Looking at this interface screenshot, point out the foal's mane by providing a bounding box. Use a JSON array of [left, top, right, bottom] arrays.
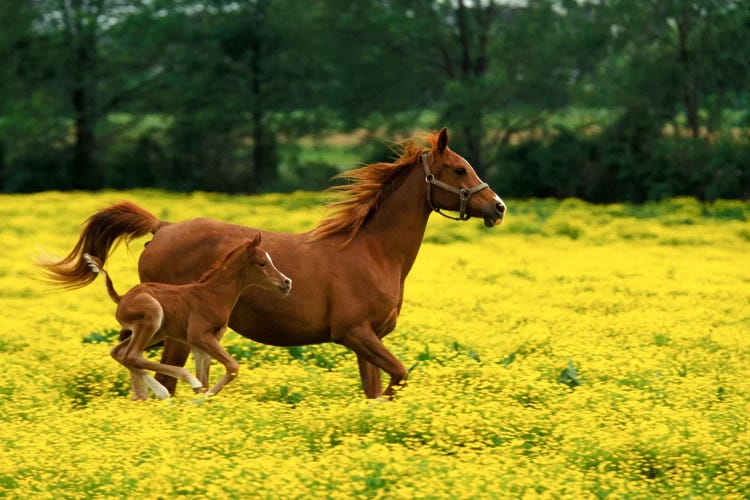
[[196, 240, 251, 283], [307, 132, 439, 245]]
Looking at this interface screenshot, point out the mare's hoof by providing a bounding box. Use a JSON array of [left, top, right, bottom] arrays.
[[192, 386, 207, 394]]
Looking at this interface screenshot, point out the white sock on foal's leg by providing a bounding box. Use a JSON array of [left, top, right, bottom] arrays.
[[143, 374, 170, 400]]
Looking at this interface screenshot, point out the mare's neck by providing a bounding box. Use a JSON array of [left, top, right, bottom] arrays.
[[357, 162, 431, 280]]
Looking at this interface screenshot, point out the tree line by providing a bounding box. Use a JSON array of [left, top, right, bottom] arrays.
[[1, 0, 748, 201]]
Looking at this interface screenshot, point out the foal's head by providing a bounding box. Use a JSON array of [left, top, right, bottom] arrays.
[[243, 234, 292, 295], [206, 234, 292, 295], [422, 128, 506, 227]]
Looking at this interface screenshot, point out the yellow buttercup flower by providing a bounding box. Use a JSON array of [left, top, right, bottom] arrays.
[[0, 192, 748, 498]]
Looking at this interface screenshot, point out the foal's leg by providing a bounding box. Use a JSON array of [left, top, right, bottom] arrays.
[[155, 339, 191, 395], [188, 327, 239, 396], [129, 368, 167, 400], [129, 353, 204, 396], [113, 329, 174, 400], [111, 337, 150, 400], [192, 347, 211, 389], [116, 295, 202, 398], [129, 369, 149, 400], [335, 324, 407, 399]]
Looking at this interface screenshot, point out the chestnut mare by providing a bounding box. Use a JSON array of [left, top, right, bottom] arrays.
[[84, 234, 292, 399], [42, 129, 506, 399]]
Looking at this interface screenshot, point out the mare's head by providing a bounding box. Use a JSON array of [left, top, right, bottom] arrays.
[[242, 233, 292, 295], [422, 128, 506, 227]]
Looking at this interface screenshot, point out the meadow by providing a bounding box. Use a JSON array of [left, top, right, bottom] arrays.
[[1, 190, 749, 498]]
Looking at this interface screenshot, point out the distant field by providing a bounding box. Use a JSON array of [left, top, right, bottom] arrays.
[[1, 191, 749, 497]]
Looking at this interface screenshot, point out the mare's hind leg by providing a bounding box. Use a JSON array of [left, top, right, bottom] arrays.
[[188, 326, 239, 396]]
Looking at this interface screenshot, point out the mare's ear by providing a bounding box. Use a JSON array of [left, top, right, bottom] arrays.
[[436, 128, 448, 154], [250, 232, 262, 248]]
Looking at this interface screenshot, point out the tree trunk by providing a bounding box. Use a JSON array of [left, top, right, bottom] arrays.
[[249, 39, 277, 192], [71, 85, 98, 189], [451, 0, 497, 176], [677, 10, 699, 139], [463, 124, 483, 173], [62, 0, 103, 189]]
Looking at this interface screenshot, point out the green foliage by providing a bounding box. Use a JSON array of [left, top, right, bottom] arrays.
[[490, 130, 750, 202], [558, 359, 582, 389], [63, 366, 130, 408], [0, 0, 747, 200], [82, 329, 121, 345]]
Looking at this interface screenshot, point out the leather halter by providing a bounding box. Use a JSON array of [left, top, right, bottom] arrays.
[[421, 153, 489, 221]]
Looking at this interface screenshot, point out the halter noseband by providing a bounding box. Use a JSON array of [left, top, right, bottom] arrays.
[[421, 153, 489, 221]]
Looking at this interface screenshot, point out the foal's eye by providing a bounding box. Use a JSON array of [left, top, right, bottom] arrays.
[[455, 168, 467, 176], [258, 262, 266, 267]]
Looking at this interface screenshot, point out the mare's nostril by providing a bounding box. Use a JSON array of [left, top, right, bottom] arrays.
[[496, 203, 506, 215], [283, 278, 292, 286]]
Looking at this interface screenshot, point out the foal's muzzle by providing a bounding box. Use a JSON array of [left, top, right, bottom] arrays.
[[279, 278, 293, 295]]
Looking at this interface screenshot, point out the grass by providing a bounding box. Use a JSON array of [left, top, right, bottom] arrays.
[[0, 191, 749, 497]]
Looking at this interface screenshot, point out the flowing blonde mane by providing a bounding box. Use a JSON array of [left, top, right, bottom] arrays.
[[307, 132, 440, 245]]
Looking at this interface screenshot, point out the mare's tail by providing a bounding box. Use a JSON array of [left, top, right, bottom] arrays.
[[83, 254, 122, 303], [38, 201, 165, 290]]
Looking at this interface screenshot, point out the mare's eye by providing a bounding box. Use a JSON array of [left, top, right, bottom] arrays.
[[455, 168, 467, 176], [259, 262, 266, 267]]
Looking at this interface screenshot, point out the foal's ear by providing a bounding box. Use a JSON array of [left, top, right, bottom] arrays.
[[250, 233, 262, 248], [436, 128, 449, 154]]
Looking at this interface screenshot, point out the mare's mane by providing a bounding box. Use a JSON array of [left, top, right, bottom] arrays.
[[196, 240, 252, 283], [307, 132, 440, 245]]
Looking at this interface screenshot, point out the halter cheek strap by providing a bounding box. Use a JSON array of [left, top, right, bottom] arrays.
[[421, 153, 489, 221]]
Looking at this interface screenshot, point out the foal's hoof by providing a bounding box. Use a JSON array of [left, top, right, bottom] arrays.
[[192, 386, 207, 394]]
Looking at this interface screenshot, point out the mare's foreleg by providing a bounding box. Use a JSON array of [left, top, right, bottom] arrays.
[[356, 355, 383, 399], [336, 325, 407, 399]]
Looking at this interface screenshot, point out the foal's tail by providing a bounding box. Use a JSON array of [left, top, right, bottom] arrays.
[[38, 201, 165, 290], [83, 254, 121, 303]]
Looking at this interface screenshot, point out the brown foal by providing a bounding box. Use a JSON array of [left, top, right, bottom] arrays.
[[84, 234, 292, 400]]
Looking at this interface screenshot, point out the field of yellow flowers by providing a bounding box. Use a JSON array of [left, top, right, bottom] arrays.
[[1, 190, 749, 498]]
